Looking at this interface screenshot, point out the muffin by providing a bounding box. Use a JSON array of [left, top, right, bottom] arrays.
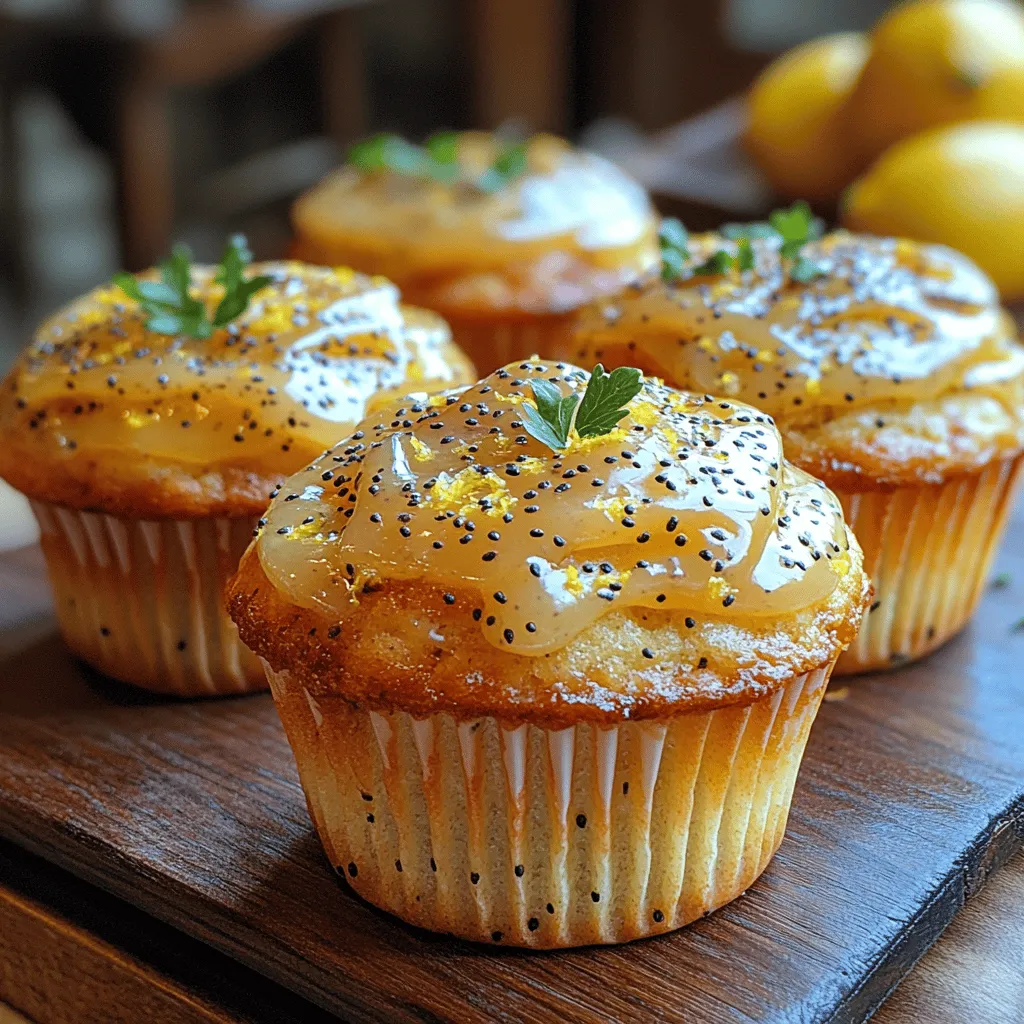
[[0, 244, 475, 695], [228, 358, 868, 947], [574, 222, 1024, 674], [290, 132, 659, 373]]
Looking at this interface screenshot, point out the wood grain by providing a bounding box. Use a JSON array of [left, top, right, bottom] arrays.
[[0, 500, 1022, 1023], [0, 839, 333, 1024], [874, 852, 1024, 1023]]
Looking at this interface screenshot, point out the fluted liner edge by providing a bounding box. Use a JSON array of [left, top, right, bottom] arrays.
[[834, 454, 1023, 675], [266, 661, 831, 947], [31, 500, 265, 696]]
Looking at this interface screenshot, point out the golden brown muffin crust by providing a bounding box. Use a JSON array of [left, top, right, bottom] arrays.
[[229, 544, 866, 727]]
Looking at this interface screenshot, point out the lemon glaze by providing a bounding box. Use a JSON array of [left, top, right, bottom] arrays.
[[574, 231, 1024, 424], [292, 134, 659, 315], [253, 360, 854, 658], [0, 262, 473, 486]]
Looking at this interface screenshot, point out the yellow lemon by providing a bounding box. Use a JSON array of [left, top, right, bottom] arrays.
[[848, 0, 1024, 165], [842, 120, 1024, 299], [746, 32, 869, 202]]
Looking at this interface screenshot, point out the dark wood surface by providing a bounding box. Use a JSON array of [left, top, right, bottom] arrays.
[[0, 499, 1023, 1024], [0, 837, 334, 1024], [874, 850, 1024, 1024]]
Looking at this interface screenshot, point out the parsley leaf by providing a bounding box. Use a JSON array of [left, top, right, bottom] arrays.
[[213, 235, 272, 327], [659, 218, 690, 281], [113, 235, 270, 339], [347, 133, 394, 171], [575, 364, 644, 438], [659, 218, 689, 253], [349, 131, 529, 193], [721, 220, 777, 240], [661, 217, 755, 280], [723, 202, 825, 282], [478, 139, 529, 193], [521, 378, 577, 450], [769, 200, 823, 255], [768, 200, 826, 281], [424, 131, 461, 181], [789, 254, 824, 283], [425, 131, 459, 165], [736, 237, 756, 272], [348, 133, 428, 176], [520, 365, 644, 452], [691, 249, 735, 276]]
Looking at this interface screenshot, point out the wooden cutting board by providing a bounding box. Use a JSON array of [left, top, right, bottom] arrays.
[[0, 501, 1022, 1024]]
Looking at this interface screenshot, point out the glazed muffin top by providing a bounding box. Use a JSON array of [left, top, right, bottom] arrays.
[[574, 227, 1024, 488], [291, 132, 659, 318], [228, 359, 868, 725], [0, 256, 475, 519]]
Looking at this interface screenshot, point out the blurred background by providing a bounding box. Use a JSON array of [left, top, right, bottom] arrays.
[[0, 0, 1018, 366]]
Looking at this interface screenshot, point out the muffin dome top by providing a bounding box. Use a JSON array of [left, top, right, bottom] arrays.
[[0, 261, 475, 518], [574, 231, 1024, 485], [230, 360, 867, 723], [291, 133, 658, 316]]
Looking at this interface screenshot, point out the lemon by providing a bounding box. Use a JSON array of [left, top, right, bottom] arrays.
[[746, 32, 869, 202], [842, 121, 1024, 299], [847, 0, 1024, 165]]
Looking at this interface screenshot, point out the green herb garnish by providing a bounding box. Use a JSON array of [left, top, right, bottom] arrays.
[[769, 200, 825, 281], [575, 364, 644, 438], [770, 201, 823, 256], [424, 130, 460, 168], [736, 237, 756, 272], [347, 131, 529, 192], [790, 254, 824, 283], [721, 221, 777, 241], [521, 378, 579, 450], [113, 235, 271, 340], [659, 218, 690, 282], [692, 249, 736, 276], [992, 571, 1012, 589], [664, 201, 825, 284], [348, 133, 427, 176], [660, 216, 756, 281], [478, 140, 529, 193], [521, 364, 643, 452]]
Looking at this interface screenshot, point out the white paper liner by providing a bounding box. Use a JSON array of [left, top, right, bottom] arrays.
[[31, 501, 265, 695], [265, 661, 831, 947], [835, 454, 1023, 675]]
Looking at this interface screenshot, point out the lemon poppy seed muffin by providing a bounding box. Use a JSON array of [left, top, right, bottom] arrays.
[[574, 229, 1024, 673], [0, 258, 474, 695], [228, 359, 868, 947], [291, 132, 659, 373]]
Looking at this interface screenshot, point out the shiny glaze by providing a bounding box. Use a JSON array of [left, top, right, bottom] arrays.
[[255, 360, 853, 657], [574, 232, 1024, 424], [292, 134, 658, 313], [0, 262, 472, 478]]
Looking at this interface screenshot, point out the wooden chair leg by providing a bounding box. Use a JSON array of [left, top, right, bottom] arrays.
[[114, 75, 174, 271], [320, 7, 367, 153], [0, 78, 28, 300], [467, 0, 570, 133]]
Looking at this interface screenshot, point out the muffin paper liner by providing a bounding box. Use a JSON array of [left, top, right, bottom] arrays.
[[446, 317, 575, 376], [265, 660, 831, 947], [834, 453, 1023, 675], [30, 501, 265, 696]]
